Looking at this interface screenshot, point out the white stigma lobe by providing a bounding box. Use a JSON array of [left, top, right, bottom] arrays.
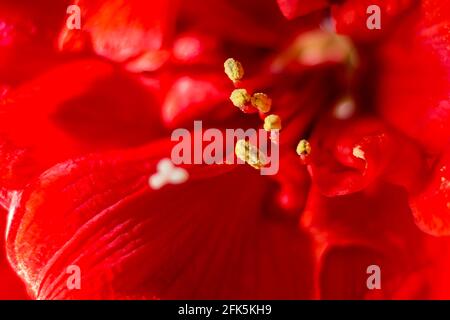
[[149, 158, 189, 190]]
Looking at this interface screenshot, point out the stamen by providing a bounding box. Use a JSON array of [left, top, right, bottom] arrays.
[[296, 139, 311, 157], [251, 92, 272, 113], [235, 139, 268, 169], [224, 58, 244, 82], [230, 88, 251, 108], [263, 114, 282, 131], [352, 145, 365, 160]]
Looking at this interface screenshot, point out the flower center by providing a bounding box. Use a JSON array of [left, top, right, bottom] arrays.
[[223, 58, 284, 171]]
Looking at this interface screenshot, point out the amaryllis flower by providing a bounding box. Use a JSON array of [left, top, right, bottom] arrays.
[[0, 0, 449, 300]]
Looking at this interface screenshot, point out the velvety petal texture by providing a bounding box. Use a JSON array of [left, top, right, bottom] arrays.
[[1, 0, 450, 300], [6, 142, 314, 299]]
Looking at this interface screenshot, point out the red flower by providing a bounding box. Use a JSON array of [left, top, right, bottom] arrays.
[[0, 0, 449, 299]]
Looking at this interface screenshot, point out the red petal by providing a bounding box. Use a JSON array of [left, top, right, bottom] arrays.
[[0, 59, 164, 203], [161, 75, 230, 128], [0, 209, 28, 299], [59, 0, 177, 63], [319, 246, 388, 299], [302, 183, 432, 299], [0, 1, 67, 85], [182, 0, 285, 48], [307, 117, 426, 196], [277, 0, 329, 20], [331, 0, 415, 42], [6, 141, 314, 299], [377, 0, 450, 153], [410, 149, 450, 236]]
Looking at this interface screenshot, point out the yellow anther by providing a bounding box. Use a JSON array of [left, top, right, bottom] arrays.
[[224, 58, 244, 82], [263, 114, 282, 131], [251, 93, 272, 113], [235, 139, 268, 169], [230, 89, 251, 108], [352, 145, 365, 160], [296, 139, 311, 157]]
